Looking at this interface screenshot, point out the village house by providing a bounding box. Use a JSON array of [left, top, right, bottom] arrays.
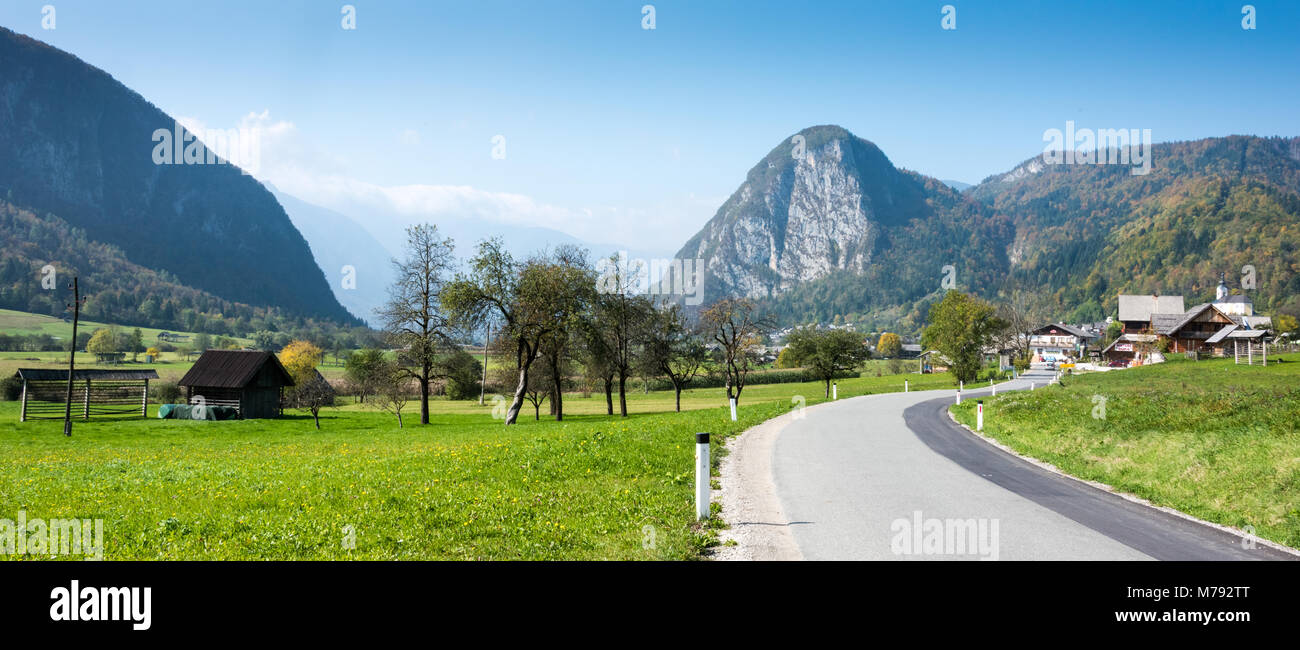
[[1117, 294, 1186, 333], [1111, 275, 1274, 360], [1028, 323, 1094, 361]]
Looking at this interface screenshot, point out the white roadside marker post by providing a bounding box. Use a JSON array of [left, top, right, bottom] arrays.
[[1030, 382, 1035, 391], [955, 388, 961, 405], [977, 400, 984, 432], [833, 382, 837, 400], [729, 398, 737, 422], [695, 433, 710, 521], [905, 380, 909, 393]]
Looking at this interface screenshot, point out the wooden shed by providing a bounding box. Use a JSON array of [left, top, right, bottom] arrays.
[[177, 350, 295, 419]]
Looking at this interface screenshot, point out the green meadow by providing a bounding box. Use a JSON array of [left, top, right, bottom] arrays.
[[0, 369, 952, 560], [952, 354, 1300, 549]]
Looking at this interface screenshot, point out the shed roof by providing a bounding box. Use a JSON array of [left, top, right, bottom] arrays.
[[178, 350, 295, 388], [1118, 295, 1185, 322], [15, 368, 159, 381], [1226, 329, 1268, 340]]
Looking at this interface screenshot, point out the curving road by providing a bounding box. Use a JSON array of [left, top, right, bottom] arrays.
[[754, 368, 1295, 561]]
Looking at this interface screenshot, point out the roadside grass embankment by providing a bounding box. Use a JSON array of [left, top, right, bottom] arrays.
[[951, 354, 1300, 549]]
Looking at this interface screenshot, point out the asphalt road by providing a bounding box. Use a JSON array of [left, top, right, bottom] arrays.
[[770, 368, 1295, 561]]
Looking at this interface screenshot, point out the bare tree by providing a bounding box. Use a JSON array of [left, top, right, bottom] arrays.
[[292, 371, 335, 430], [373, 360, 411, 428], [378, 224, 457, 425], [994, 288, 1040, 366], [592, 254, 653, 417], [700, 297, 769, 407]]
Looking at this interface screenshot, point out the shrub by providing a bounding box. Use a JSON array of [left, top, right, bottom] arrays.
[[152, 381, 182, 404], [442, 350, 483, 401], [1, 376, 22, 401]]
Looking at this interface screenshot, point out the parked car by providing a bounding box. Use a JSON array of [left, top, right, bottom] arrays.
[[1107, 360, 1128, 368]]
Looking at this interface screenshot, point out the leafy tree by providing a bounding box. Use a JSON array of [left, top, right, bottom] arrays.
[[774, 346, 799, 368], [128, 328, 144, 361], [194, 332, 212, 353], [145, 346, 161, 360], [785, 327, 870, 398], [641, 304, 708, 412], [86, 328, 117, 358], [378, 224, 457, 425], [577, 321, 618, 415], [1104, 320, 1123, 346], [920, 291, 1006, 384], [280, 340, 322, 381], [344, 348, 387, 404], [279, 340, 331, 429], [876, 332, 902, 358], [533, 245, 596, 420], [1274, 313, 1298, 338], [444, 239, 581, 424], [252, 330, 278, 351]]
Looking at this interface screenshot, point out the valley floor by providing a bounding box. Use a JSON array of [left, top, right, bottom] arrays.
[[0, 370, 946, 560]]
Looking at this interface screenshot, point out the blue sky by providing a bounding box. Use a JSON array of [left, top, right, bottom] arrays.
[[2, 0, 1298, 254]]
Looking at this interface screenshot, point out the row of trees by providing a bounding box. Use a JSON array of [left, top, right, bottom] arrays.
[[368, 224, 832, 426]]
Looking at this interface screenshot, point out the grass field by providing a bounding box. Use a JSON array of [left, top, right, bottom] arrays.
[[0, 351, 347, 384], [952, 354, 1300, 549], [0, 307, 252, 348], [0, 308, 269, 382], [0, 368, 954, 560]]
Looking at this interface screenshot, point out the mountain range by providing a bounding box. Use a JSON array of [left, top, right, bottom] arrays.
[[675, 126, 1300, 333], [4, 25, 1299, 339], [0, 26, 357, 332]]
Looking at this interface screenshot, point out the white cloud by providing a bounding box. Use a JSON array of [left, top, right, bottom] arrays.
[[180, 110, 715, 254]]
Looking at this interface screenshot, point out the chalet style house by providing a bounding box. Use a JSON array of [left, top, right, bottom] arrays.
[[1028, 323, 1094, 360], [1109, 275, 1274, 361]]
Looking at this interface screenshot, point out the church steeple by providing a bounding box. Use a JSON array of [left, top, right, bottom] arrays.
[[1215, 271, 1229, 301]]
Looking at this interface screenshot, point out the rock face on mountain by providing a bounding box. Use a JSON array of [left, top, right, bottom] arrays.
[[674, 125, 1013, 321], [0, 26, 356, 325]]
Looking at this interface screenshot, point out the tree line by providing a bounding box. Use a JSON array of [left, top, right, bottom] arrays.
[[342, 224, 892, 426]]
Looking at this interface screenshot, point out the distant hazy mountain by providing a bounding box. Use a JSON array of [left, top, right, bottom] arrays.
[[0, 26, 357, 326], [272, 189, 395, 326], [941, 179, 973, 192]]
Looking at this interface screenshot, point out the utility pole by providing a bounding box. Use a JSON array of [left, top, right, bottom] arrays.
[[63, 276, 83, 437], [479, 321, 490, 405]]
